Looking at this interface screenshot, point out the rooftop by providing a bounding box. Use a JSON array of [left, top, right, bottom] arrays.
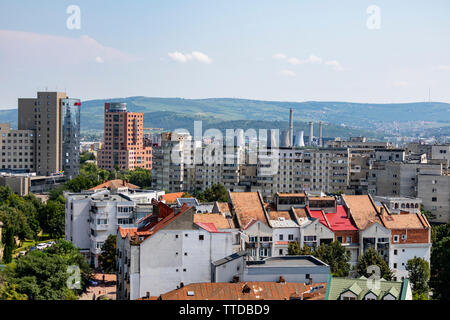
[[161, 192, 184, 204], [307, 205, 358, 232], [342, 195, 380, 230], [89, 179, 140, 191], [193, 213, 235, 229], [325, 276, 409, 300], [159, 281, 327, 300], [246, 255, 329, 268], [229, 192, 268, 229]]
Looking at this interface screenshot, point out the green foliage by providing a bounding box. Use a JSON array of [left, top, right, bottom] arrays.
[[99, 235, 117, 273], [288, 241, 350, 277], [194, 184, 229, 202], [0, 282, 27, 300], [2, 227, 14, 264], [420, 205, 435, 221], [80, 151, 95, 164], [355, 247, 393, 280], [430, 226, 450, 300], [288, 241, 313, 255], [126, 168, 152, 189], [314, 241, 351, 277], [406, 257, 430, 298], [182, 192, 193, 198], [38, 200, 65, 239], [6, 240, 92, 300]]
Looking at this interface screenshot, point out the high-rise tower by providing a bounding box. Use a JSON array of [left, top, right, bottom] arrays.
[[308, 122, 314, 145], [289, 108, 294, 148]]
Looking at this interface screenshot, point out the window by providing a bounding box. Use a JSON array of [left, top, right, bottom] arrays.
[[346, 236, 352, 243], [432, 197, 437, 202], [279, 234, 284, 241], [337, 236, 343, 243], [401, 234, 407, 240], [288, 234, 294, 241], [393, 235, 399, 242], [394, 249, 398, 255], [199, 235, 204, 241], [393, 263, 397, 268]]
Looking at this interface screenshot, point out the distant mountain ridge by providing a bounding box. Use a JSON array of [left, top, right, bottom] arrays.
[[0, 97, 448, 138]]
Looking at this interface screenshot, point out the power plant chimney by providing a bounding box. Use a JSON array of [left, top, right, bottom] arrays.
[[319, 121, 323, 147], [308, 122, 314, 146], [289, 108, 294, 148]]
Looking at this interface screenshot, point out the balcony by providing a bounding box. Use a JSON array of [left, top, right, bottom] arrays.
[[90, 222, 109, 231]]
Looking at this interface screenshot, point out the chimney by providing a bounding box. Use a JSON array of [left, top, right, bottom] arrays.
[[242, 283, 251, 294], [380, 207, 385, 218], [279, 276, 286, 284], [232, 275, 240, 283], [180, 282, 184, 288], [289, 108, 294, 148], [319, 121, 323, 147], [146, 292, 150, 298], [308, 122, 314, 145]]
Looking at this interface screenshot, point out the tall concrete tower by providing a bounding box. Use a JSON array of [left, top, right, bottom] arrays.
[[289, 108, 294, 148], [295, 131, 305, 147], [319, 121, 323, 147], [308, 122, 314, 145]]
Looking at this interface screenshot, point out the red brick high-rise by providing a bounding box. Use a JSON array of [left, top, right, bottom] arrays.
[[98, 102, 152, 171]]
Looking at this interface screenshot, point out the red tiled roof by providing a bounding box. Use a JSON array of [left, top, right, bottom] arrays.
[[159, 282, 327, 300], [307, 205, 358, 231], [195, 222, 219, 233], [89, 179, 140, 191]]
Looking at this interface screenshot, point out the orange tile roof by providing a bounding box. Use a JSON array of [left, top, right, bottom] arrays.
[[292, 207, 308, 219], [381, 213, 430, 229], [229, 192, 268, 228], [309, 196, 335, 201], [216, 202, 231, 215], [89, 179, 140, 191], [342, 195, 380, 230], [161, 192, 184, 204], [277, 193, 306, 197], [159, 282, 326, 300], [194, 213, 234, 229], [265, 204, 292, 221]]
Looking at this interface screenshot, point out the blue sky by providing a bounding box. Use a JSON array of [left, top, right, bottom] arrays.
[[0, 0, 449, 108]]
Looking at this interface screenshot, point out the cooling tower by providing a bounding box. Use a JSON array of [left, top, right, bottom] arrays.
[[280, 130, 290, 148], [295, 131, 305, 147]]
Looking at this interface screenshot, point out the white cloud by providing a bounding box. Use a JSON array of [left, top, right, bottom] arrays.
[[0, 29, 136, 66], [95, 56, 104, 63], [273, 53, 287, 60], [279, 69, 296, 77], [168, 51, 212, 64], [325, 60, 344, 71], [433, 65, 450, 71], [392, 81, 409, 88], [287, 57, 301, 65], [307, 54, 323, 64]]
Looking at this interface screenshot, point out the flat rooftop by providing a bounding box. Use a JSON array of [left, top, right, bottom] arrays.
[[246, 255, 328, 268]]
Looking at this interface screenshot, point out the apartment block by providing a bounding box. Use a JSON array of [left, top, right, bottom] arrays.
[[98, 103, 152, 171], [116, 203, 233, 299], [0, 123, 35, 172], [418, 174, 450, 223], [64, 180, 164, 267]]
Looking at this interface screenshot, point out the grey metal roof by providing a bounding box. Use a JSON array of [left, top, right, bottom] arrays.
[[212, 251, 247, 266]]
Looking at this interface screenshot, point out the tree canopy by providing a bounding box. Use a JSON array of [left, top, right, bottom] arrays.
[[355, 247, 393, 280], [99, 235, 117, 273]]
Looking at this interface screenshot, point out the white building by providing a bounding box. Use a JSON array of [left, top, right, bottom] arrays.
[[64, 183, 164, 267], [116, 203, 233, 299]]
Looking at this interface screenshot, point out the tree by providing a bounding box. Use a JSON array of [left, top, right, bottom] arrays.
[[0, 282, 27, 300], [2, 227, 14, 264], [355, 247, 393, 280], [288, 241, 350, 277], [80, 151, 95, 164], [314, 241, 351, 277], [99, 235, 117, 273], [127, 168, 152, 189], [288, 241, 313, 255], [406, 257, 430, 299], [38, 200, 65, 238], [430, 234, 450, 300], [420, 205, 435, 221], [195, 184, 229, 202]]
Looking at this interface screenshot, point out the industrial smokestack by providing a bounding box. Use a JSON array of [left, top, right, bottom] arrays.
[[295, 131, 305, 147], [308, 122, 314, 145], [281, 130, 290, 147], [319, 122, 323, 147], [289, 108, 294, 148]]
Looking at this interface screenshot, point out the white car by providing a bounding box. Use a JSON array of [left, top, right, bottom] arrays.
[[19, 251, 27, 256], [36, 243, 48, 250]]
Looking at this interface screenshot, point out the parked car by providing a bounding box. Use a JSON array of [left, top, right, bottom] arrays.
[[36, 243, 47, 250], [19, 251, 27, 256], [29, 246, 37, 252]]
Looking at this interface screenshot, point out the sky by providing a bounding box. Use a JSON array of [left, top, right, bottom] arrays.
[[0, 0, 449, 109]]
